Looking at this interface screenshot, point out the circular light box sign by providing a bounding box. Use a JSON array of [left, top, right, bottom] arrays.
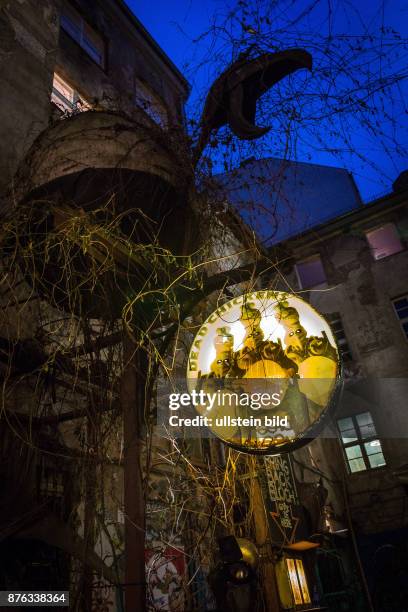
[[187, 291, 342, 455]]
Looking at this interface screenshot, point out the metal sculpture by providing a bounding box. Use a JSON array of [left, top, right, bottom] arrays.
[[194, 48, 312, 162]]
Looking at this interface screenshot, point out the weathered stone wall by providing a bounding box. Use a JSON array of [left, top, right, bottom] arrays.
[[56, 0, 188, 122], [0, 0, 61, 192], [284, 195, 408, 534], [0, 0, 189, 196]]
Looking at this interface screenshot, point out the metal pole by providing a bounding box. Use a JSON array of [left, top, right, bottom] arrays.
[[122, 334, 146, 611], [251, 464, 281, 611]]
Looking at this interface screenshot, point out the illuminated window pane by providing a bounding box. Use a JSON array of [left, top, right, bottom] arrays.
[[356, 412, 376, 439], [349, 457, 366, 473], [286, 559, 303, 605], [338, 412, 385, 473], [295, 559, 311, 605], [345, 445, 363, 460], [366, 223, 403, 260], [338, 417, 354, 432], [51, 73, 91, 114], [364, 439, 381, 455], [364, 440, 386, 468], [337, 417, 357, 443], [51, 73, 75, 111], [367, 452, 386, 469], [341, 430, 358, 443], [295, 255, 326, 289]]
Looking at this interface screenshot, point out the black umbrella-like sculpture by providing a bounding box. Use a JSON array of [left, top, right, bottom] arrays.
[[194, 48, 312, 163]]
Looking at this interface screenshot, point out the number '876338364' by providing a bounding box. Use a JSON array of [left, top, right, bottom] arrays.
[[0, 592, 69, 607]]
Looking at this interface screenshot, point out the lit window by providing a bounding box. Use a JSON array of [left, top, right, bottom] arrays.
[[286, 558, 311, 606], [337, 412, 386, 473], [325, 313, 352, 361], [392, 296, 408, 340], [295, 254, 326, 289], [135, 78, 168, 127], [365, 223, 403, 260], [51, 73, 91, 114], [60, 2, 105, 68]]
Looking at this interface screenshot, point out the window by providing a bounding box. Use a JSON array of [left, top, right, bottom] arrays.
[[60, 2, 105, 68], [326, 312, 352, 361], [337, 412, 386, 473], [135, 78, 168, 127], [51, 72, 91, 114], [295, 254, 326, 289], [286, 558, 311, 606], [365, 223, 403, 260], [392, 296, 408, 340]]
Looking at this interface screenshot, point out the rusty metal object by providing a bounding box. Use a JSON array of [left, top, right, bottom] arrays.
[[195, 48, 312, 160]]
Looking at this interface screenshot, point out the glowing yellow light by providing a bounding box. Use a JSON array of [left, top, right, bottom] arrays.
[[286, 558, 303, 605], [295, 558, 311, 604], [187, 290, 341, 455]]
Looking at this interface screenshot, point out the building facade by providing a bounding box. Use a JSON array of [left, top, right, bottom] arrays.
[[0, 1, 196, 610], [1, 3, 317, 612], [274, 174, 408, 611], [0, 0, 189, 193], [214, 157, 408, 611], [3, 1, 404, 610]]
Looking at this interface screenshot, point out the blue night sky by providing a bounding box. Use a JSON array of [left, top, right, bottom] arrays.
[[126, 1, 408, 202]]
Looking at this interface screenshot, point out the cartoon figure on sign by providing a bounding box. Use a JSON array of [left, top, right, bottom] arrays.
[[274, 301, 308, 365], [241, 302, 264, 349], [188, 291, 341, 454], [236, 302, 293, 379], [210, 327, 234, 378], [274, 300, 337, 365], [274, 300, 338, 415]]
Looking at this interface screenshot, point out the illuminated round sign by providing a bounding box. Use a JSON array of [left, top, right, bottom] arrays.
[[187, 291, 342, 454]]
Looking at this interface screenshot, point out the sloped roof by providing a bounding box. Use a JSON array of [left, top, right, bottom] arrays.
[[213, 157, 363, 245]]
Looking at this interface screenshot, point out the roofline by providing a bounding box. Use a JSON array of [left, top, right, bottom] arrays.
[[114, 0, 191, 96], [214, 155, 363, 179], [273, 187, 408, 250]]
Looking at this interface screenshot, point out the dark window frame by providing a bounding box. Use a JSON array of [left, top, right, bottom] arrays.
[[325, 312, 353, 362], [392, 294, 408, 341], [134, 76, 169, 127], [295, 253, 327, 289], [337, 412, 386, 473], [60, 1, 108, 71], [365, 221, 404, 261]]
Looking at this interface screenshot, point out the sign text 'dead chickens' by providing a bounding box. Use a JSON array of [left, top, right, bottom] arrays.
[[187, 291, 341, 454]]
